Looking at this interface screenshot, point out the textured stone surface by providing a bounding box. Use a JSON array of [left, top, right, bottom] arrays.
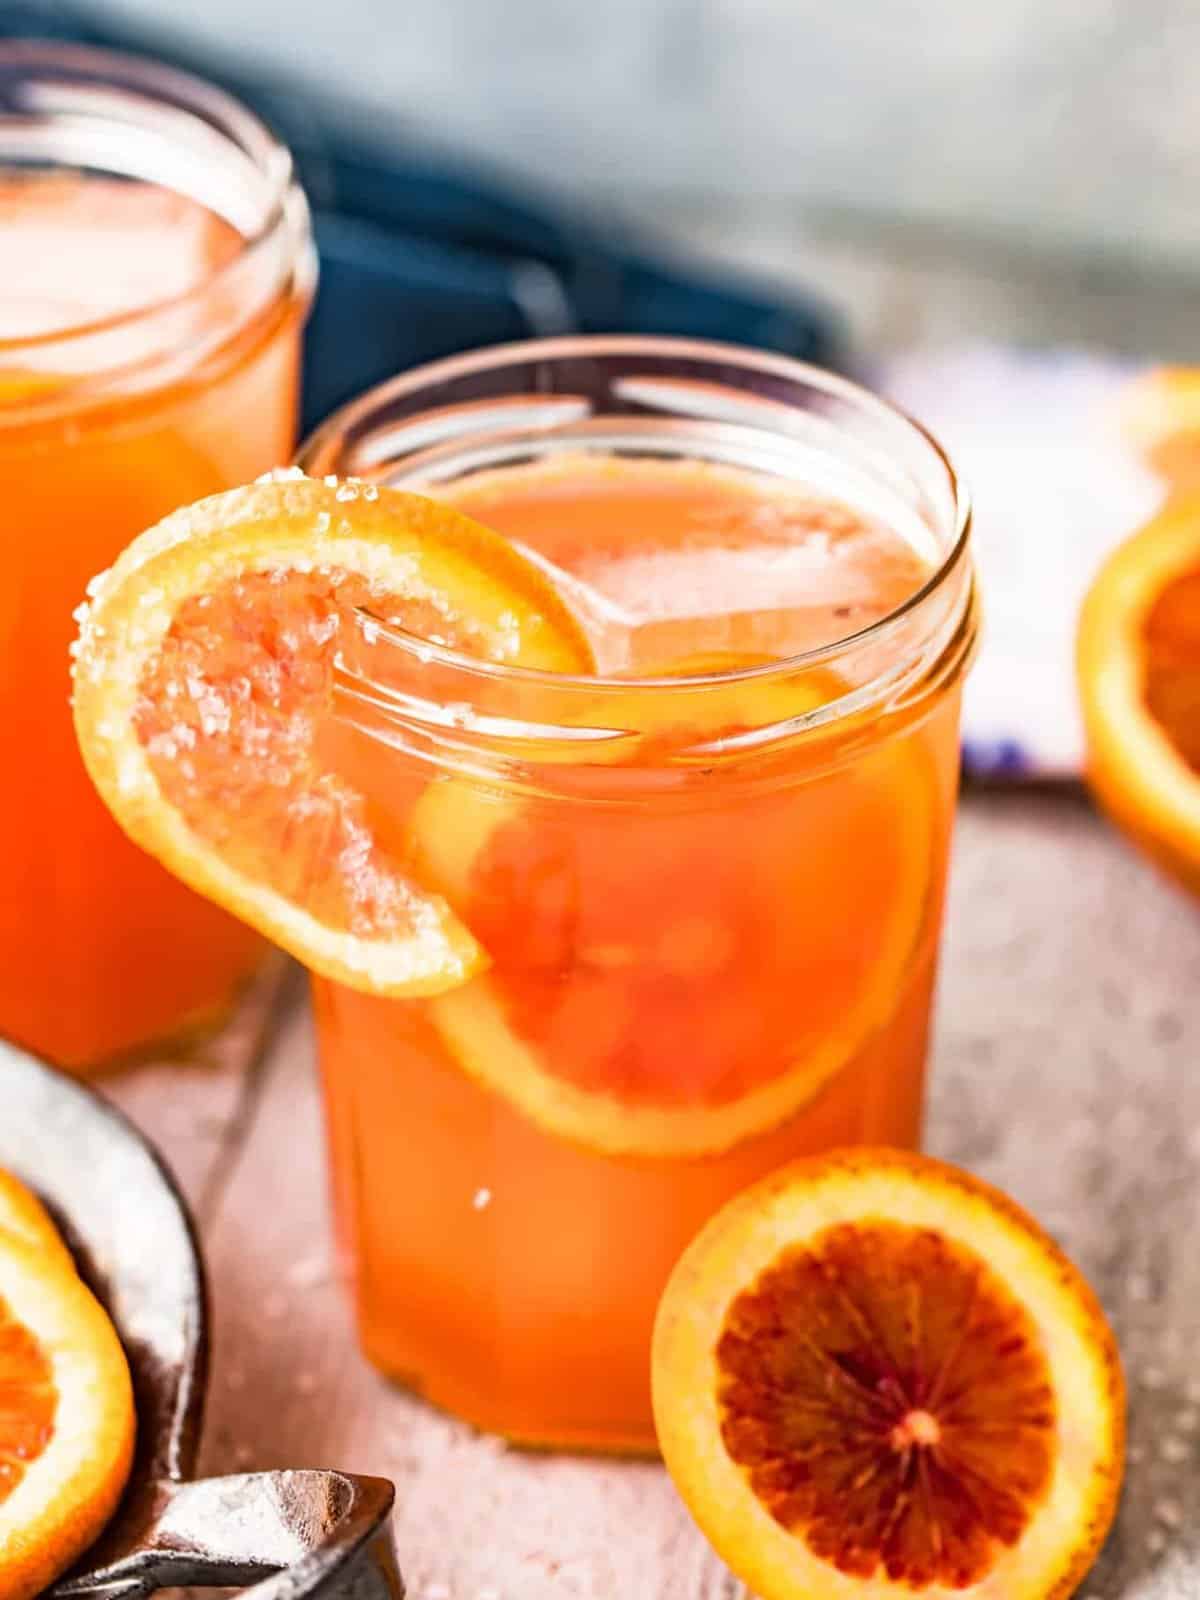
[[101, 790, 1200, 1598]]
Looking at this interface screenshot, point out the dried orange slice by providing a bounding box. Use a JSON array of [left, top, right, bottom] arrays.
[[0, 1202, 135, 1600], [72, 474, 593, 997], [1078, 495, 1200, 896], [652, 1148, 1124, 1600], [411, 664, 935, 1158]]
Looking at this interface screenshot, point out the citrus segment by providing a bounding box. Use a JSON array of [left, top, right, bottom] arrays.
[[716, 1221, 1056, 1585], [0, 1290, 56, 1504], [0, 1231, 135, 1600], [413, 670, 934, 1158], [1078, 496, 1200, 896], [71, 475, 594, 996], [653, 1149, 1124, 1600], [1143, 564, 1200, 771]]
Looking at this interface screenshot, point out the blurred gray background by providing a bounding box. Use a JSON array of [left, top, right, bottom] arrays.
[[105, 0, 1200, 358]]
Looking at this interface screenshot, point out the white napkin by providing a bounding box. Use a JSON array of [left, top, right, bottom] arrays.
[[880, 343, 1164, 780]]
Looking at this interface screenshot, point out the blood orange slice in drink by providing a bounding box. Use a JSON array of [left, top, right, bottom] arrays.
[[72, 474, 593, 996], [0, 1180, 135, 1600], [410, 660, 936, 1158], [653, 1149, 1124, 1600]]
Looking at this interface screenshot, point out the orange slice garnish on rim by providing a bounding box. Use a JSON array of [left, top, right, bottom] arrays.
[[1078, 495, 1200, 896], [652, 1148, 1124, 1600], [71, 474, 593, 997], [410, 659, 937, 1159], [0, 1174, 135, 1600]]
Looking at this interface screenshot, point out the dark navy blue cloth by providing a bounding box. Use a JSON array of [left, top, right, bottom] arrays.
[[0, 2, 842, 430]]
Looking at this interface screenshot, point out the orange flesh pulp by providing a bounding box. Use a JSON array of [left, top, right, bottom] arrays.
[[137, 568, 490, 946], [1143, 566, 1200, 771], [0, 1295, 56, 1504], [0, 173, 302, 1070], [444, 772, 926, 1111], [314, 454, 965, 1449], [716, 1220, 1055, 1588]]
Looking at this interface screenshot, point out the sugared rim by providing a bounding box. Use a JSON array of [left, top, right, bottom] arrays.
[[299, 334, 975, 694], [0, 38, 309, 360]]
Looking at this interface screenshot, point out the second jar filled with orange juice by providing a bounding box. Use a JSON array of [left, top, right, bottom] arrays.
[[299, 340, 977, 1451], [0, 43, 313, 1070]]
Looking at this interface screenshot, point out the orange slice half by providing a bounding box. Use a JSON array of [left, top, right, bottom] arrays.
[[653, 1148, 1124, 1600], [410, 663, 936, 1158], [0, 1196, 135, 1600], [1078, 495, 1200, 896], [72, 474, 593, 997]]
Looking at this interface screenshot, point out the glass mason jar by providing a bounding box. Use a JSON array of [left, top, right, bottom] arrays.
[[299, 337, 977, 1451], [0, 42, 316, 1071]]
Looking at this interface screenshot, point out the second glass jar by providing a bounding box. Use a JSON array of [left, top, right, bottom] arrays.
[[0, 43, 315, 1070]]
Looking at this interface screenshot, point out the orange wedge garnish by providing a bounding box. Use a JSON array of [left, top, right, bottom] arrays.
[[653, 1148, 1124, 1600], [0, 1171, 135, 1600], [1078, 496, 1200, 896], [71, 474, 593, 997], [410, 660, 936, 1158]]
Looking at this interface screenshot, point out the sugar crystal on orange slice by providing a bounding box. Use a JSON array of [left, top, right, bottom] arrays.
[[653, 1149, 1124, 1600], [72, 474, 594, 997]]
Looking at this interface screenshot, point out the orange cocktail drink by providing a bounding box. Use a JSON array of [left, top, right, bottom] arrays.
[[0, 44, 314, 1069], [300, 340, 977, 1451]]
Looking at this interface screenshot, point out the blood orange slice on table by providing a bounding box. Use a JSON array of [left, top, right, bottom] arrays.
[[652, 1148, 1124, 1600], [71, 474, 593, 997], [1078, 496, 1200, 897], [0, 1173, 135, 1600], [410, 658, 937, 1159]]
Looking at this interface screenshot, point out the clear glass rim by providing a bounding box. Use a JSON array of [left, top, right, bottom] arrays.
[[300, 334, 975, 695], [0, 38, 306, 360]]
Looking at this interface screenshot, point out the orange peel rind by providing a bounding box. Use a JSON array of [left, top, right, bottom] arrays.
[[1078, 495, 1200, 897]]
